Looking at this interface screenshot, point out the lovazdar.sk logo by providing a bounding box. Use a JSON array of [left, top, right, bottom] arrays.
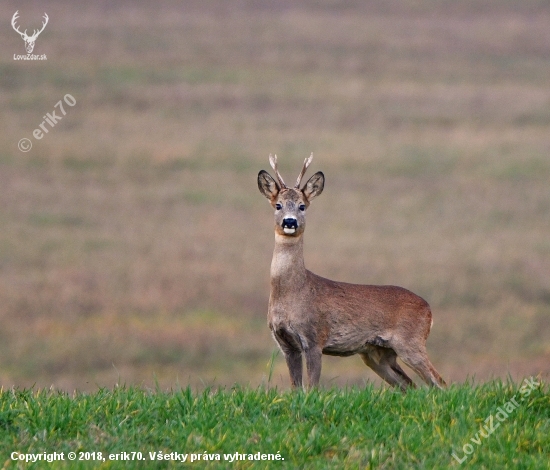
[[11, 10, 48, 60]]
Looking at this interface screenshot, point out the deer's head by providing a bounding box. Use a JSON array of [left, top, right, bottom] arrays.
[[258, 154, 324, 238], [11, 11, 48, 54]]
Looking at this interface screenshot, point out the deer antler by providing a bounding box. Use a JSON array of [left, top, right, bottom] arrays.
[[30, 13, 48, 39], [11, 11, 48, 40], [294, 153, 313, 188], [269, 154, 287, 188], [11, 11, 27, 39]]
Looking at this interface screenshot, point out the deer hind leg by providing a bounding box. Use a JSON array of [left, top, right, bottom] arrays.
[[360, 345, 415, 392], [393, 346, 446, 389]]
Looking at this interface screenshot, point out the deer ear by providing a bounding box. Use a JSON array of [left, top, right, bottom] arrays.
[[302, 171, 324, 201], [258, 170, 280, 200]]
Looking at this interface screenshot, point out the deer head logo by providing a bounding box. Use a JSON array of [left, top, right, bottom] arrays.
[[11, 11, 49, 54]]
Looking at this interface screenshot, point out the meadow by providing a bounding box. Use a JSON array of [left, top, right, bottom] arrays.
[[0, 380, 548, 468], [0, 0, 549, 393]]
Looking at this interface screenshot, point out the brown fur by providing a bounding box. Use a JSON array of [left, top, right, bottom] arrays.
[[258, 156, 446, 390]]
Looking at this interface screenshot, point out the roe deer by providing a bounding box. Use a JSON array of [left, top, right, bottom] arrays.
[[257, 154, 446, 391]]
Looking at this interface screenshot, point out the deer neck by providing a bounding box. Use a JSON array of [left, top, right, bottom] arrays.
[[270, 233, 307, 294]]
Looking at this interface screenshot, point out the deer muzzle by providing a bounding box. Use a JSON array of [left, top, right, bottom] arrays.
[[282, 217, 298, 234]]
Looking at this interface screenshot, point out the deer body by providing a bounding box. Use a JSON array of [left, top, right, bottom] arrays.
[[259, 155, 446, 390]]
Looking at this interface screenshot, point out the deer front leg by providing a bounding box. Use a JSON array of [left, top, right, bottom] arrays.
[[272, 327, 304, 388], [283, 349, 303, 388], [305, 346, 322, 388]]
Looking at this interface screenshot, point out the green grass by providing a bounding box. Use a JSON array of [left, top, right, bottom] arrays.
[[1, 380, 548, 469]]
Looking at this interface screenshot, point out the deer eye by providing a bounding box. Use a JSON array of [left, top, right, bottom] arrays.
[[299, 204, 306, 211], [275, 203, 282, 210]]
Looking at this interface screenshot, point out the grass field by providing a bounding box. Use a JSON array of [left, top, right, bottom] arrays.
[[0, 0, 549, 391], [1, 380, 548, 469]]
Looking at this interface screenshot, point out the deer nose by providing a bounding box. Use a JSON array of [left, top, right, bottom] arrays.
[[282, 218, 298, 229]]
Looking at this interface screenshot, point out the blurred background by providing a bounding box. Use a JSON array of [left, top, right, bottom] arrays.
[[1, 0, 549, 391]]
